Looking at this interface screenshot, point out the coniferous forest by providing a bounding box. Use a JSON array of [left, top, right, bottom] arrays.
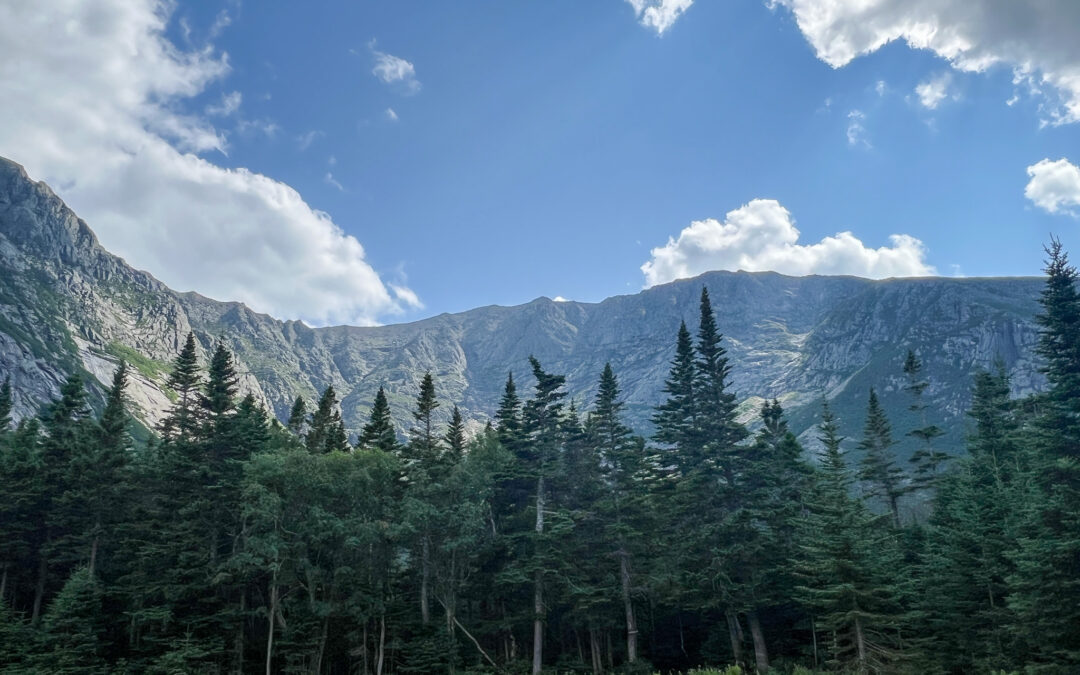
[[2, 243, 1080, 675]]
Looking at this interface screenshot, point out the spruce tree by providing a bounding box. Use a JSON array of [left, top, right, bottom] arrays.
[[494, 372, 523, 452], [287, 395, 307, 435], [902, 350, 947, 493], [408, 372, 442, 472], [1008, 239, 1080, 666], [857, 388, 906, 528], [653, 320, 697, 461], [160, 332, 203, 441], [795, 403, 898, 673], [306, 386, 341, 454], [359, 386, 399, 454], [444, 405, 466, 462]]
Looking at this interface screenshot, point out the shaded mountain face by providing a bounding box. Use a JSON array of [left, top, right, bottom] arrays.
[[0, 155, 1044, 457]]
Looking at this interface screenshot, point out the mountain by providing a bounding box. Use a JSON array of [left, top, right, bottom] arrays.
[[0, 156, 1045, 456]]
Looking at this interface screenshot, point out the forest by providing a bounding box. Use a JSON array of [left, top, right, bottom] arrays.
[[0, 242, 1078, 675]]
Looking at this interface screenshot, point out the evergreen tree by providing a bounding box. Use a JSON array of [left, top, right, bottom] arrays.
[[444, 405, 466, 462], [407, 372, 442, 472], [795, 403, 898, 673], [159, 332, 203, 441], [857, 388, 906, 528], [1008, 239, 1080, 666], [494, 372, 524, 452], [902, 350, 947, 493], [287, 395, 307, 435], [653, 320, 697, 460], [521, 356, 568, 675], [306, 385, 342, 454], [359, 386, 399, 454], [34, 567, 108, 673]]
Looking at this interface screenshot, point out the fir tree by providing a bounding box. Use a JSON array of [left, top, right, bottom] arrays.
[[857, 388, 906, 528], [306, 385, 342, 454], [160, 332, 203, 441], [359, 386, 399, 454], [902, 350, 947, 492], [796, 403, 898, 673], [653, 320, 697, 461], [444, 405, 466, 462], [287, 395, 307, 435]]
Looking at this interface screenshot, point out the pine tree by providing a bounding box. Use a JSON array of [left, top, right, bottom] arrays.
[[693, 287, 747, 482], [408, 372, 442, 473], [494, 372, 524, 452], [521, 356, 567, 675], [589, 363, 647, 665], [287, 395, 307, 435], [359, 386, 399, 454], [1008, 239, 1080, 666], [34, 567, 107, 673], [306, 385, 341, 454], [795, 403, 898, 673], [160, 332, 203, 441], [444, 405, 466, 462], [857, 388, 906, 528], [653, 320, 697, 461], [902, 350, 947, 493]]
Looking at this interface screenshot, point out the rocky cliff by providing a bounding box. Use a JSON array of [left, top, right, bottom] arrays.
[[0, 156, 1044, 456]]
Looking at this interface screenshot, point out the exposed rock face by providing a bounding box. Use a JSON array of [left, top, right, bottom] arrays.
[[0, 156, 1044, 456]]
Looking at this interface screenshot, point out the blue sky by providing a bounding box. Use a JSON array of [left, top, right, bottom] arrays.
[[2, 1, 1080, 324]]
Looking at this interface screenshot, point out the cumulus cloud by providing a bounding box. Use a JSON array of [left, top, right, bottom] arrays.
[[915, 71, 955, 109], [770, 0, 1080, 126], [0, 0, 411, 325], [625, 0, 693, 35], [1026, 158, 1080, 215], [370, 42, 421, 94], [641, 199, 934, 286]]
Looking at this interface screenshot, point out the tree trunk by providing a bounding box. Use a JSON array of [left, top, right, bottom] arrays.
[[421, 536, 431, 625], [725, 609, 744, 667], [888, 495, 901, 529], [89, 528, 100, 577], [747, 610, 769, 673], [854, 615, 867, 674], [589, 628, 602, 675], [31, 554, 47, 625], [314, 615, 329, 674], [236, 590, 245, 674], [619, 551, 638, 663], [532, 475, 545, 675], [376, 614, 386, 675], [265, 577, 277, 675], [0, 564, 7, 602]]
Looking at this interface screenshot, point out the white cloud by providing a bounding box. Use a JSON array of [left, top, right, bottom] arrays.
[[915, 71, 954, 109], [552, 296, 570, 303], [324, 172, 344, 192], [390, 284, 424, 309], [206, 90, 242, 117], [770, 0, 1080, 126], [1025, 158, 1080, 215], [296, 130, 323, 151], [625, 0, 693, 35], [0, 0, 412, 326], [846, 109, 870, 147], [641, 199, 934, 286], [385, 107, 399, 122], [370, 42, 421, 94], [875, 80, 887, 96]]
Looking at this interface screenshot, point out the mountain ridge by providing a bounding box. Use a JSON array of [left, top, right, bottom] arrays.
[[0, 155, 1045, 456]]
